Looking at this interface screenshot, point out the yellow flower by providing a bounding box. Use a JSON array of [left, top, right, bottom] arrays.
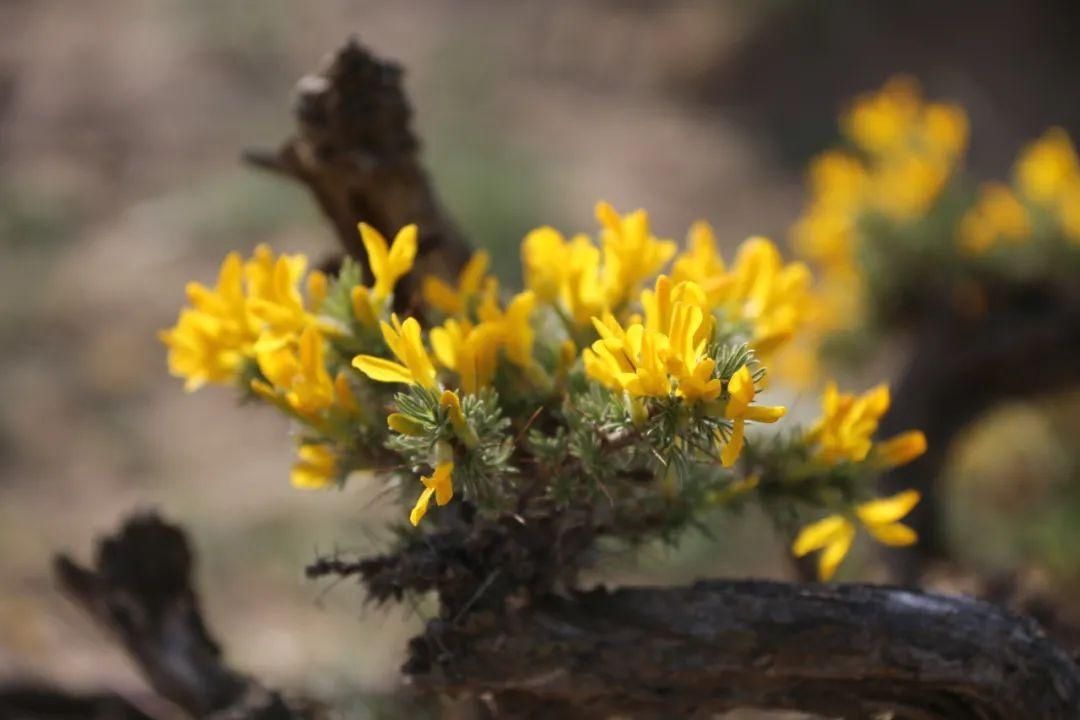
[[843, 76, 922, 157], [244, 245, 315, 353], [1016, 128, 1080, 205], [359, 222, 418, 302], [306, 270, 329, 312], [792, 490, 920, 580], [521, 227, 607, 327], [430, 318, 501, 395], [958, 183, 1031, 255], [805, 381, 889, 463], [720, 365, 786, 467], [722, 238, 812, 357], [791, 514, 855, 581], [595, 201, 676, 308], [584, 314, 671, 397], [871, 153, 950, 220], [352, 314, 438, 389], [422, 250, 490, 316], [521, 227, 568, 302], [160, 252, 255, 391], [251, 325, 335, 417], [671, 221, 727, 294], [409, 461, 454, 526], [350, 285, 379, 328], [291, 444, 337, 490], [479, 290, 537, 369]]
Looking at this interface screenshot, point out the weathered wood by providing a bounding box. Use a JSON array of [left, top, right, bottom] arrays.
[[244, 38, 472, 306], [54, 513, 310, 719], [410, 580, 1080, 719]]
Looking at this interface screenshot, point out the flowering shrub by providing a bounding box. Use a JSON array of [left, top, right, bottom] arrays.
[[162, 200, 927, 581], [791, 77, 1080, 373]]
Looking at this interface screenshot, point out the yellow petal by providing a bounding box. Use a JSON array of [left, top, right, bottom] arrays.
[[359, 223, 389, 281], [423, 276, 463, 316], [874, 431, 927, 468], [818, 522, 856, 581], [720, 418, 745, 467], [725, 365, 755, 418], [387, 225, 418, 276], [351, 355, 415, 385], [459, 251, 491, 295], [410, 486, 436, 526], [792, 515, 850, 557], [855, 489, 921, 526], [351, 285, 378, 327], [743, 404, 786, 423], [864, 521, 918, 547], [388, 412, 426, 436], [430, 460, 454, 506], [306, 270, 328, 311]]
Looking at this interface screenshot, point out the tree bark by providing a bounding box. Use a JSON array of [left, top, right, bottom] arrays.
[[244, 38, 472, 307], [54, 513, 312, 720], [411, 580, 1080, 719]]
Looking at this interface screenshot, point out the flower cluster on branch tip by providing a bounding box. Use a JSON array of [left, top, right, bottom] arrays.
[[788, 76, 1080, 381], [162, 199, 926, 578]]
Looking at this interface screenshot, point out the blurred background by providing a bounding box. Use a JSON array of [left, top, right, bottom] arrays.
[[3, 0, 1080, 711]]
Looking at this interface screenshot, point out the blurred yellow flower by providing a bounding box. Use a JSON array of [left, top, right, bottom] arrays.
[[1016, 127, 1080, 205], [410, 460, 454, 526], [806, 381, 926, 468], [352, 314, 438, 389], [958, 183, 1031, 254], [245, 245, 315, 353], [160, 252, 254, 391], [792, 490, 920, 580], [596, 201, 676, 308], [252, 325, 335, 417], [423, 250, 491, 316], [291, 443, 337, 490]]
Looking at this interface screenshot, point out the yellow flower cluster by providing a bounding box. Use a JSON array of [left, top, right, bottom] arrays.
[[960, 128, 1080, 254], [792, 381, 927, 579], [160, 245, 327, 391], [793, 490, 921, 581], [524, 205, 812, 362], [958, 183, 1031, 255], [805, 382, 926, 467], [521, 201, 675, 327], [792, 77, 968, 337], [164, 204, 924, 549], [162, 226, 422, 493]]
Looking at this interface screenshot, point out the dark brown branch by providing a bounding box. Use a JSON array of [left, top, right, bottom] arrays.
[[244, 38, 472, 305], [0, 684, 156, 720], [54, 513, 311, 719], [409, 580, 1080, 720]]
